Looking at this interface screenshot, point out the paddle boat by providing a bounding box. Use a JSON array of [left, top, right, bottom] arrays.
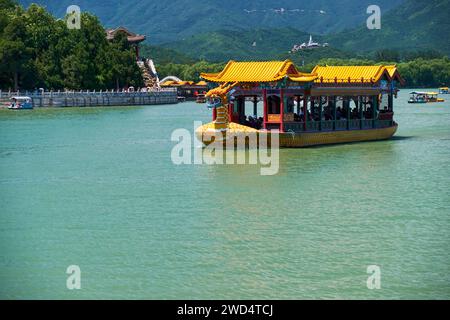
[[439, 87, 448, 94], [426, 92, 445, 102], [408, 92, 444, 103], [408, 92, 428, 104], [8, 96, 33, 109]]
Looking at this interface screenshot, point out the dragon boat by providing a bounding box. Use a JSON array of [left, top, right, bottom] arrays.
[[196, 60, 403, 148]]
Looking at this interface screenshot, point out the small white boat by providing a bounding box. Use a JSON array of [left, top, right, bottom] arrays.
[[8, 96, 33, 110]]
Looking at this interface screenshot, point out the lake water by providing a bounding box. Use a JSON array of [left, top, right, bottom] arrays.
[[0, 90, 449, 299]]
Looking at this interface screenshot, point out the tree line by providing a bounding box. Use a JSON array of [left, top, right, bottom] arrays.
[[156, 56, 450, 88], [0, 1, 143, 91]]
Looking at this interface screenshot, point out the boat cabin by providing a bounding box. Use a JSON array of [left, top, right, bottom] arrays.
[[408, 92, 428, 103]]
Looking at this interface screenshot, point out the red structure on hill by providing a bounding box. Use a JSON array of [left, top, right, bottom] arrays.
[[106, 27, 146, 60]]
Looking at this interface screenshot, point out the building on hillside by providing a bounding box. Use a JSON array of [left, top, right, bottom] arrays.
[[106, 27, 146, 60], [106, 27, 162, 89], [291, 35, 329, 53]]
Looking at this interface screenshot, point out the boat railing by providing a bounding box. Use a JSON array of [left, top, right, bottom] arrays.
[[349, 119, 360, 130], [378, 112, 394, 121], [361, 119, 373, 129], [321, 121, 334, 131], [279, 118, 394, 133], [375, 120, 392, 128], [306, 121, 320, 131], [284, 122, 304, 132], [335, 120, 347, 131]]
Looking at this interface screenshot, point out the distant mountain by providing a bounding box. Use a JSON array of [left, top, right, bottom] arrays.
[[162, 28, 352, 63], [328, 0, 450, 54], [18, 0, 404, 43], [159, 0, 450, 62], [140, 45, 196, 65]]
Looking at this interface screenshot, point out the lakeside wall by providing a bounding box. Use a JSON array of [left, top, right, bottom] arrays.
[[0, 89, 179, 108]]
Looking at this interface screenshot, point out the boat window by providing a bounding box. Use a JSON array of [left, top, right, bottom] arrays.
[[335, 96, 343, 109], [286, 96, 295, 113], [267, 95, 280, 114], [380, 93, 389, 112]]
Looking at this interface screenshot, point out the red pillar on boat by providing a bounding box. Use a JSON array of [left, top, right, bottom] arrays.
[[212, 107, 217, 121], [280, 88, 284, 133], [263, 89, 268, 129], [303, 95, 308, 131]]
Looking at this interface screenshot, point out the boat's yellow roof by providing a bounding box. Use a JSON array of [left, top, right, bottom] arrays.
[[161, 80, 195, 86], [439, 87, 449, 90], [312, 65, 391, 83], [160, 80, 176, 86], [201, 60, 317, 83], [385, 65, 398, 78], [201, 60, 404, 85]]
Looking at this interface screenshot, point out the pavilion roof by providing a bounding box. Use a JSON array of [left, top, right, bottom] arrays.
[[385, 65, 405, 84], [106, 27, 146, 43], [201, 60, 317, 83]]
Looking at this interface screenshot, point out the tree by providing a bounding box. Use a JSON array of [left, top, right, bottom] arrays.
[[103, 32, 143, 90], [0, 8, 32, 90]]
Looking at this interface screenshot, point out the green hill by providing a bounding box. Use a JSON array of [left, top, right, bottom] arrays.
[[162, 28, 351, 63], [156, 0, 450, 63], [140, 45, 196, 65], [19, 0, 404, 43], [328, 0, 450, 55]]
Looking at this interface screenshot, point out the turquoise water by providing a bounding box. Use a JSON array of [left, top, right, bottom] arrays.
[[0, 90, 449, 299]]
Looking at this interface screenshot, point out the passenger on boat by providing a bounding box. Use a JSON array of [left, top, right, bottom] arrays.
[[245, 116, 263, 129], [342, 106, 349, 118], [365, 107, 373, 119], [299, 110, 305, 121], [287, 98, 295, 113], [336, 107, 343, 120], [351, 108, 359, 119], [323, 107, 333, 120]]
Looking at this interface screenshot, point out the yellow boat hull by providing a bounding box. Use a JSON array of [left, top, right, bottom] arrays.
[[196, 122, 398, 148]]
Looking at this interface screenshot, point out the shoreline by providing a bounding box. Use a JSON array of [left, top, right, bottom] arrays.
[[0, 90, 178, 108]]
